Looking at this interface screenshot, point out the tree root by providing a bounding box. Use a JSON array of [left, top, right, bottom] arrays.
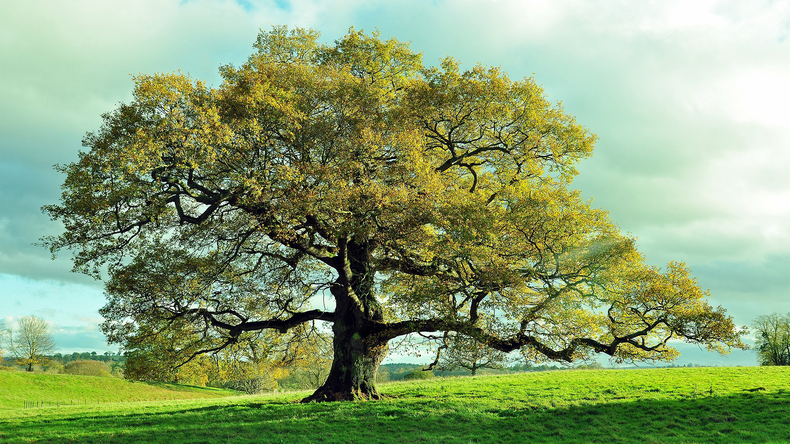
[[300, 388, 382, 403]]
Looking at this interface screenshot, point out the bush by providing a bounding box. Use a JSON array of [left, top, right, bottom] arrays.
[[61, 360, 113, 377], [402, 369, 435, 380], [43, 361, 64, 374], [222, 375, 278, 394]]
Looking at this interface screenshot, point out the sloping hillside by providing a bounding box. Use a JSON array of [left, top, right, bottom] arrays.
[[0, 370, 237, 410]]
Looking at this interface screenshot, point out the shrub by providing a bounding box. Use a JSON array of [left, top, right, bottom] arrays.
[[402, 369, 435, 380], [43, 361, 64, 373], [61, 360, 113, 377], [222, 375, 278, 394]]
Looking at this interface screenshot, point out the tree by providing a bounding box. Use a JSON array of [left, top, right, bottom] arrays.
[[121, 318, 290, 387], [753, 313, 790, 366], [9, 316, 57, 371], [62, 360, 113, 377], [0, 321, 8, 363], [205, 337, 290, 393], [42, 26, 746, 402], [283, 333, 334, 389], [432, 331, 510, 376], [402, 368, 434, 380]]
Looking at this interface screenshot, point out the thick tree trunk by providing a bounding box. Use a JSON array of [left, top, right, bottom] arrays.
[[301, 239, 389, 403], [301, 323, 388, 402]]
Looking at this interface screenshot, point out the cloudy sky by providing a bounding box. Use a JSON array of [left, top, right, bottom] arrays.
[[1, 0, 788, 365]]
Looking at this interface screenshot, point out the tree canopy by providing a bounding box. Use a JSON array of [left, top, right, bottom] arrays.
[[43, 26, 746, 401]]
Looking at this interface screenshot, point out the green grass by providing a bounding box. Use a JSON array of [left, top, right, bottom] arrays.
[[0, 370, 237, 410], [2, 367, 790, 443]]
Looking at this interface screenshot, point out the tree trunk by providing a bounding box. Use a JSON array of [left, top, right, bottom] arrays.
[[301, 239, 389, 402], [301, 323, 388, 402]]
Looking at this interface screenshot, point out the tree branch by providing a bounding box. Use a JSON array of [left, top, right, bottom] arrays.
[[179, 308, 336, 335]]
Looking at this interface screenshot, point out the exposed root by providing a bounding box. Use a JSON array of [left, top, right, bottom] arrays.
[[300, 388, 382, 403]]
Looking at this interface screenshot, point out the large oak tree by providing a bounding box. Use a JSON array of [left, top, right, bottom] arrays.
[[43, 26, 745, 402]]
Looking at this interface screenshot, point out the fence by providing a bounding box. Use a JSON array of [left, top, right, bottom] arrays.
[[22, 399, 113, 409]]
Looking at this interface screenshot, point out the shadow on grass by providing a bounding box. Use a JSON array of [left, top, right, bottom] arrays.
[[3, 391, 790, 444], [141, 380, 238, 394]]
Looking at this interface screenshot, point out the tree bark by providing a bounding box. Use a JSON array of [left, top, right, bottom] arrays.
[[301, 321, 388, 402], [301, 239, 389, 402]]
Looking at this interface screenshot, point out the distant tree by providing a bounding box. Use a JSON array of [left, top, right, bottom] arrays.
[[753, 313, 790, 366], [42, 360, 64, 374], [378, 363, 422, 381], [575, 361, 604, 370], [62, 360, 113, 377], [9, 316, 57, 371], [121, 325, 214, 384], [288, 334, 334, 389], [509, 362, 534, 372], [121, 323, 292, 390], [402, 369, 435, 380], [376, 365, 390, 383], [432, 330, 510, 376], [0, 321, 8, 363], [208, 339, 289, 393]]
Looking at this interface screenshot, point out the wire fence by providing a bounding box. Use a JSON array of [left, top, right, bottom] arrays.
[[22, 399, 114, 409]]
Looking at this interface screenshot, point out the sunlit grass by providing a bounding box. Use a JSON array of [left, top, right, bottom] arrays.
[[2, 367, 790, 443], [0, 371, 237, 410]]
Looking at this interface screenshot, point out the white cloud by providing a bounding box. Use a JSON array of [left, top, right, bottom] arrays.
[[694, 69, 790, 127]]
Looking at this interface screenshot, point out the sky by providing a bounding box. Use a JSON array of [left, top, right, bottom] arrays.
[[1, 0, 788, 366]]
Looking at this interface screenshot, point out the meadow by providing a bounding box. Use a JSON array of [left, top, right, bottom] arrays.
[[2, 366, 790, 443], [0, 371, 236, 410]]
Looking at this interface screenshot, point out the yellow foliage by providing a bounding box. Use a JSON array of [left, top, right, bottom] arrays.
[[43, 26, 746, 391]]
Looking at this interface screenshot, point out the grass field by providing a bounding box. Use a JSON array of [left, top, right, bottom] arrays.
[[2, 367, 790, 443], [0, 370, 238, 410]]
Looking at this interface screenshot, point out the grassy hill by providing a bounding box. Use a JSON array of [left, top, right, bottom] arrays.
[[2, 366, 790, 443], [0, 370, 237, 410]]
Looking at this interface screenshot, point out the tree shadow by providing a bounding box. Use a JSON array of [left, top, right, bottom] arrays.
[[3, 391, 790, 443]]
